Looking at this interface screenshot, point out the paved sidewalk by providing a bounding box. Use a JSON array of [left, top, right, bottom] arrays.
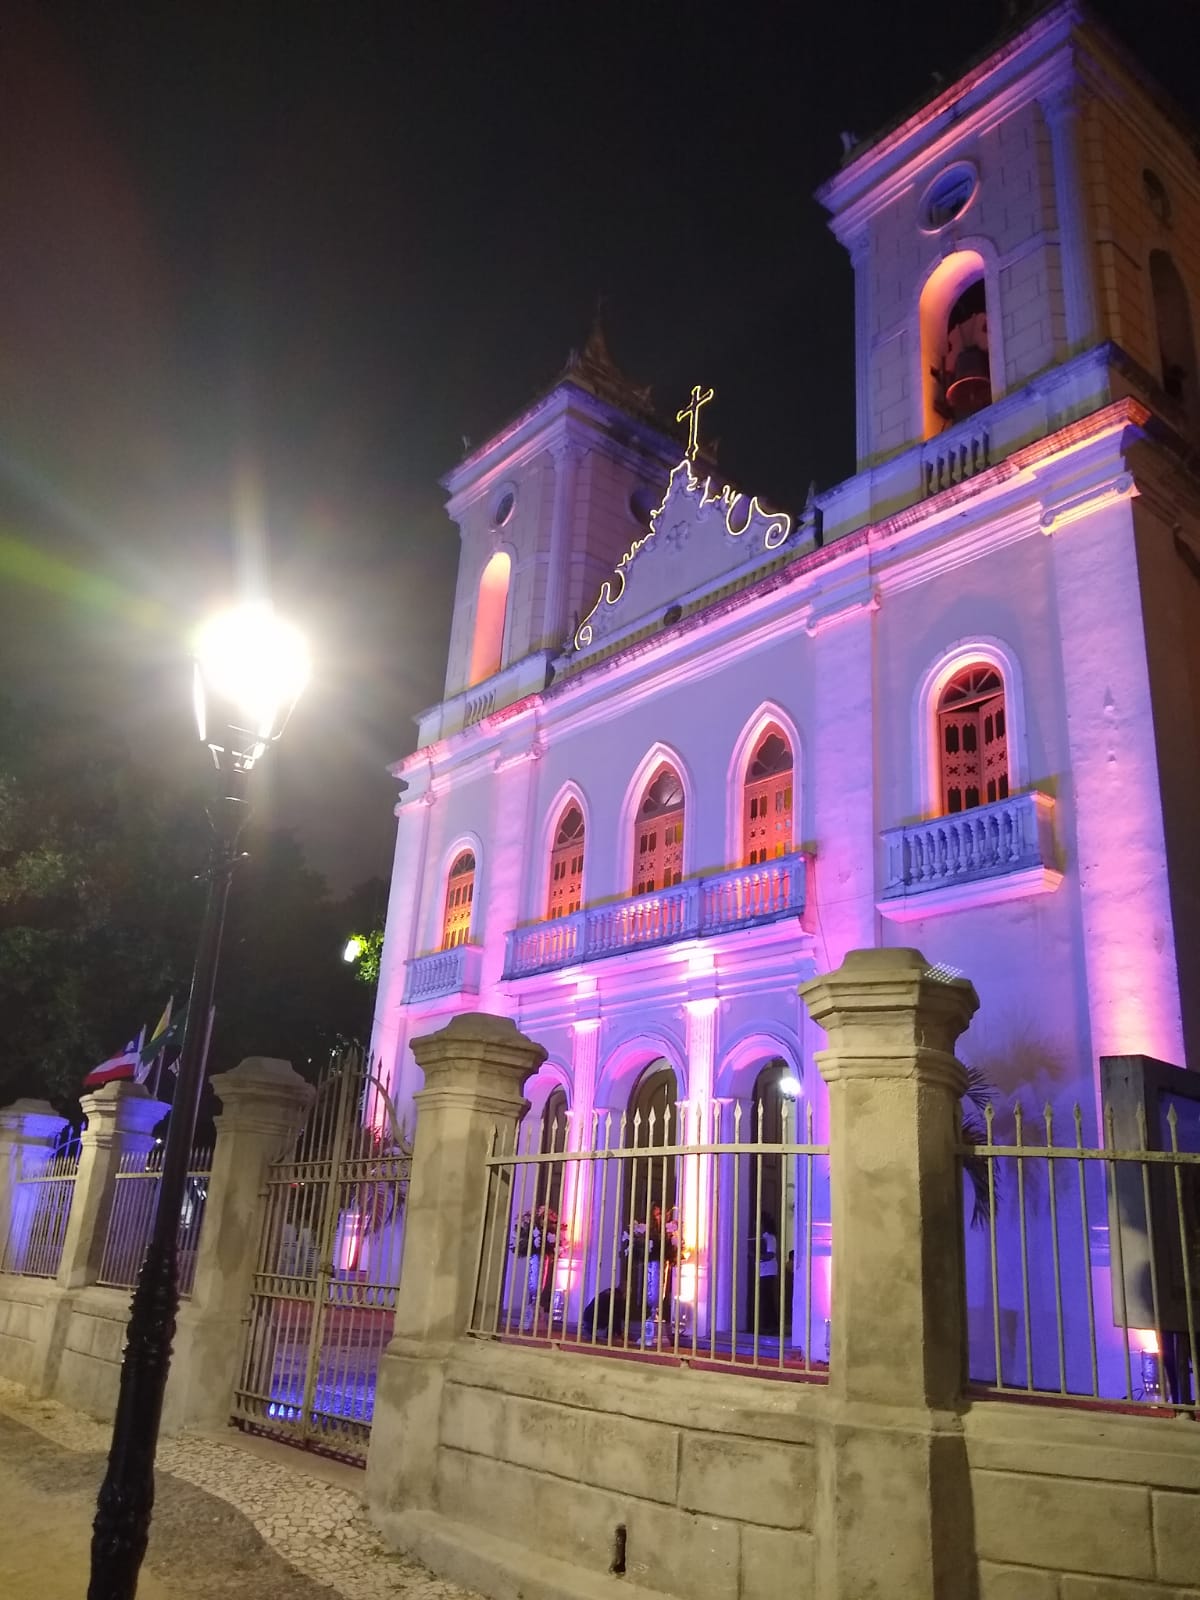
[[0, 1379, 476, 1600]]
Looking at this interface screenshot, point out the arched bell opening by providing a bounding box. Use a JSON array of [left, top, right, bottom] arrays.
[[1150, 249, 1198, 432], [920, 250, 993, 438]]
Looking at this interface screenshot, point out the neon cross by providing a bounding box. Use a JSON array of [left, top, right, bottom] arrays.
[[676, 384, 715, 461]]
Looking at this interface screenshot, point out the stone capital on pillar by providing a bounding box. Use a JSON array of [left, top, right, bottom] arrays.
[[163, 1056, 314, 1433], [409, 1012, 545, 1124], [58, 1082, 169, 1288], [368, 1013, 545, 1523], [1038, 80, 1087, 128], [0, 1100, 69, 1265], [801, 946, 978, 1096], [79, 1081, 166, 1150]]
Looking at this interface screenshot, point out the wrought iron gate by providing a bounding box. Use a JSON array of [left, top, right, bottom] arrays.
[[232, 1046, 410, 1462]]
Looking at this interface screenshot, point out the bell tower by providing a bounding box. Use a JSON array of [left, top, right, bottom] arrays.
[[436, 328, 680, 720], [818, 1, 1200, 473]]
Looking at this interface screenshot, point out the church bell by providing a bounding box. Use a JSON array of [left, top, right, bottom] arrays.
[[945, 341, 992, 421]]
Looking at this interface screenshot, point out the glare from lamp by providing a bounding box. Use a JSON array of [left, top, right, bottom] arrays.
[[194, 603, 311, 746], [343, 936, 364, 964], [778, 1074, 802, 1099]]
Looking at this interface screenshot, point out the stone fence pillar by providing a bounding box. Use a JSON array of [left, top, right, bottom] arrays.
[[367, 1013, 546, 1524], [58, 1083, 168, 1289], [0, 1099, 69, 1268], [164, 1057, 314, 1432], [799, 947, 979, 1600]]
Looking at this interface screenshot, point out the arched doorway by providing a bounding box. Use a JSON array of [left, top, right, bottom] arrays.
[[537, 1086, 569, 1221], [623, 1061, 679, 1330], [625, 1061, 678, 1229], [742, 1059, 797, 1335]]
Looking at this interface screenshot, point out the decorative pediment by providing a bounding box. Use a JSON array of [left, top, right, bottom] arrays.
[[573, 457, 799, 654]]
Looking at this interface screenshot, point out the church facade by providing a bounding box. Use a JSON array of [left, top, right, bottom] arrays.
[[369, 1, 1200, 1355]]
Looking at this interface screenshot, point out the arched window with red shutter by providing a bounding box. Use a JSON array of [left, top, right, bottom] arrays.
[[547, 804, 585, 920], [633, 766, 685, 895], [441, 850, 476, 948], [937, 665, 1008, 814], [742, 728, 794, 865]]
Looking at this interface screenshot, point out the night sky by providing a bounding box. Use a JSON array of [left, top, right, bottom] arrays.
[[2, 0, 1196, 892]]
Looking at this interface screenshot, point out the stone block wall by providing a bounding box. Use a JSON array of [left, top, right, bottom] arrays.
[[0, 1274, 53, 1388], [969, 1402, 1200, 1598], [408, 1341, 816, 1600]]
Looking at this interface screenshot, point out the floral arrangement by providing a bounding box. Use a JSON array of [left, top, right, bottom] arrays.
[[509, 1204, 567, 1257], [622, 1211, 683, 1264]]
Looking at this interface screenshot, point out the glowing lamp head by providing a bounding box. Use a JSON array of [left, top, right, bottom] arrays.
[[343, 936, 364, 965], [193, 604, 310, 772], [778, 1074, 802, 1099]]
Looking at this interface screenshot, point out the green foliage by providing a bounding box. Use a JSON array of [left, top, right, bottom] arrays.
[[345, 926, 384, 987], [0, 704, 207, 1105], [0, 700, 369, 1108]]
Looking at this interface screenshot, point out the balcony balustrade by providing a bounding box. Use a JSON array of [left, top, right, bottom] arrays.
[[879, 791, 1060, 919], [402, 943, 483, 1005], [504, 852, 806, 980]]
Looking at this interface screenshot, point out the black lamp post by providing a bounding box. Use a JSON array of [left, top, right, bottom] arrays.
[[89, 604, 309, 1600]]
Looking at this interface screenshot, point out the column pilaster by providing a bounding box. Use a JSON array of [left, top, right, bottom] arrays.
[[1041, 83, 1099, 351], [541, 439, 587, 652]]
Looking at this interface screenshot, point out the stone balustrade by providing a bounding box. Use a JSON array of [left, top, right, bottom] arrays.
[[503, 852, 807, 979], [921, 420, 990, 496], [880, 791, 1058, 913], [402, 942, 483, 1005]]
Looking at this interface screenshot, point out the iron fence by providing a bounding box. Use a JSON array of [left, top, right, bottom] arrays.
[[469, 1100, 832, 1380], [961, 1100, 1199, 1418], [231, 1047, 411, 1463], [1, 1144, 79, 1279], [95, 1146, 213, 1296]]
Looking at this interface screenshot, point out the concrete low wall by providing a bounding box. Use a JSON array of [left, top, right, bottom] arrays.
[[374, 1334, 1200, 1600], [968, 1401, 1200, 1598], [376, 1339, 818, 1600], [53, 1286, 131, 1419], [0, 1276, 131, 1419], [0, 1275, 56, 1389]]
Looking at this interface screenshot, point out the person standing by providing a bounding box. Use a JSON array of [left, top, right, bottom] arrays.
[[758, 1210, 780, 1333]]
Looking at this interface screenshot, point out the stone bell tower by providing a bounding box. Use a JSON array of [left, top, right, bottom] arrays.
[[818, 0, 1200, 473], [436, 327, 681, 723]]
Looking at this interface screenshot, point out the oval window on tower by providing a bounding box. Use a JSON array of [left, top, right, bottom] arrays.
[[919, 162, 979, 234], [492, 489, 516, 528]]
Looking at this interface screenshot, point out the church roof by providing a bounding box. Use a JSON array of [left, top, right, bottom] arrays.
[[444, 316, 683, 491], [555, 319, 665, 429], [830, 1, 1199, 185]]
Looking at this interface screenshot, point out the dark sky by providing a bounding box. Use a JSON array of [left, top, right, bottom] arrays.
[[2, 0, 1196, 893]]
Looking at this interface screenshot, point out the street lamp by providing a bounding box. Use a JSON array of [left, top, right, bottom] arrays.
[[89, 603, 309, 1600]]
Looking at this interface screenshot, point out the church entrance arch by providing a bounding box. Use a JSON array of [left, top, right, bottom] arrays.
[[622, 1060, 680, 1331], [742, 1059, 792, 1333], [625, 1060, 678, 1233]]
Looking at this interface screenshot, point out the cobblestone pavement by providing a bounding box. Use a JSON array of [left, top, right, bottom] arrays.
[[0, 1379, 478, 1600]]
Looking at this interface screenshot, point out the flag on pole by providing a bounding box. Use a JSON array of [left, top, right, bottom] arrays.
[[139, 998, 187, 1082], [83, 1030, 145, 1091]]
